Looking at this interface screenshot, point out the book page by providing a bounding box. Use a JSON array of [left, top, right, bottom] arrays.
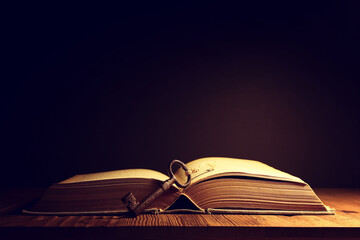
[[175, 157, 304, 185], [60, 169, 169, 184]]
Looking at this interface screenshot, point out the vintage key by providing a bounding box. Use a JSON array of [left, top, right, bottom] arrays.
[[122, 159, 191, 217]]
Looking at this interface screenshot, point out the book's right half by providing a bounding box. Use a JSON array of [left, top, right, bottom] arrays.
[[175, 157, 334, 215]]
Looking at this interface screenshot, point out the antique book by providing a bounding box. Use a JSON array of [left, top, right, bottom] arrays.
[[23, 157, 334, 215]]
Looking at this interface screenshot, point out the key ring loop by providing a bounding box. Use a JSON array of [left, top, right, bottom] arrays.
[[168, 159, 191, 188]]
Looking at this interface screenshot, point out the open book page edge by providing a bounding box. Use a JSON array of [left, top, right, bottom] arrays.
[[22, 209, 129, 215], [205, 207, 335, 215], [23, 207, 334, 215], [22, 208, 160, 215], [59, 169, 169, 184]]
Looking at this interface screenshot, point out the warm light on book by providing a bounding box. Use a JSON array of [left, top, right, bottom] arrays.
[[23, 157, 334, 215]]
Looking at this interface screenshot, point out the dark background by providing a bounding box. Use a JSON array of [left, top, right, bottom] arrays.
[[2, 1, 359, 188]]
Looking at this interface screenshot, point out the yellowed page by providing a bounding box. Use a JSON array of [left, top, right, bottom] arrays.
[[60, 169, 169, 184], [176, 157, 304, 184]]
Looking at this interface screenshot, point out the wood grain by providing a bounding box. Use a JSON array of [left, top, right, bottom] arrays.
[[0, 188, 359, 239]]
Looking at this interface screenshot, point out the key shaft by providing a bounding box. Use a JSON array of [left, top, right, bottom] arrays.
[[131, 178, 175, 216], [122, 160, 191, 217]]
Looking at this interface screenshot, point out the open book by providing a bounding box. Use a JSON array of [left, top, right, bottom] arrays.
[[24, 157, 334, 215]]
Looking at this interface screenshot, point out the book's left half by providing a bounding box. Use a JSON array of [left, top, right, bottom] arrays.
[[24, 169, 181, 215]]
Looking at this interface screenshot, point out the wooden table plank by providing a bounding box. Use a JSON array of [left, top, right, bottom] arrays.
[[0, 188, 359, 239]]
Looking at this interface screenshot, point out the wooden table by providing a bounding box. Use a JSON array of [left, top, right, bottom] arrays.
[[0, 188, 359, 239]]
